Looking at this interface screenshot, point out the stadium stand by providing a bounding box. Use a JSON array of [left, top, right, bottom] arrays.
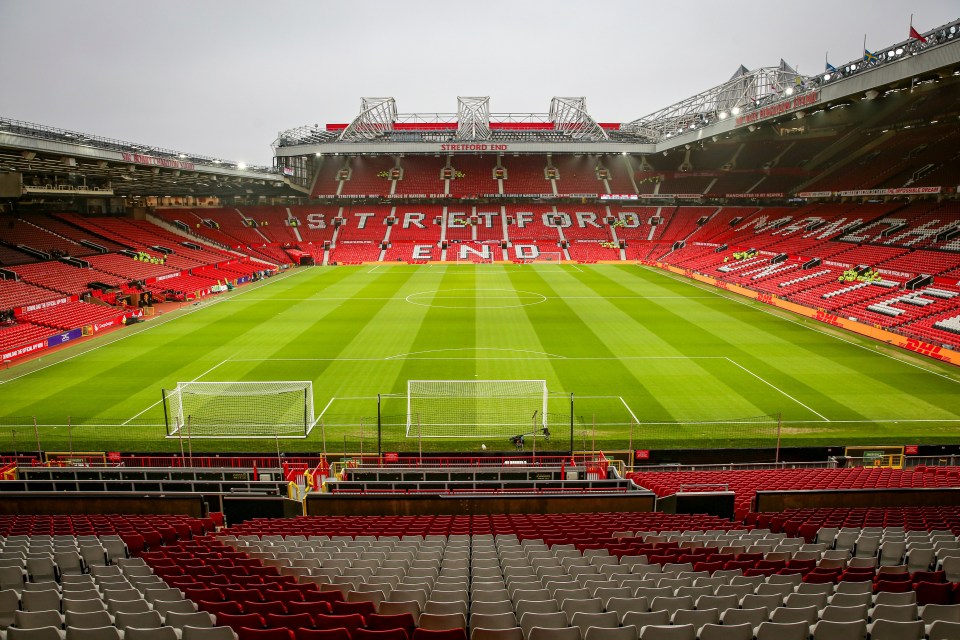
[[628, 467, 960, 521], [340, 156, 397, 197], [446, 156, 500, 198], [500, 157, 550, 195], [0, 321, 59, 353], [19, 300, 126, 331], [0, 279, 66, 311], [6, 506, 960, 640]]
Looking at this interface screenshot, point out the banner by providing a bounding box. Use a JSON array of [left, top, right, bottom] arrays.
[[120, 152, 195, 171], [1, 340, 46, 362], [800, 186, 942, 198], [46, 328, 83, 348], [725, 192, 785, 199], [735, 90, 820, 126], [837, 186, 942, 197], [14, 295, 76, 317]]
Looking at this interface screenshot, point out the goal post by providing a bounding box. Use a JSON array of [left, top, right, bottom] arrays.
[[532, 251, 563, 263], [161, 381, 315, 438], [375, 381, 575, 453], [405, 380, 548, 438]]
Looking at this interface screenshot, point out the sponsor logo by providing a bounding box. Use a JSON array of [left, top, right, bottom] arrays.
[[757, 294, 774, 304], [714, 281, 729, 290], [903, 338, 946, 360], [815, 311, 843, 327], [93, 320, 117, 332]]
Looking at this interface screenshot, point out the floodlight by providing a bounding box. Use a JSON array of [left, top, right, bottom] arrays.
[[238, 163, 248, 170], [824, 73, 832, 81], [731, 107, 741, 115], [785, 87, 794, 96]]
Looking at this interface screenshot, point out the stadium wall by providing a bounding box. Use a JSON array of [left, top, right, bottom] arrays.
[[754, 487, 960, 512], [306, 492, 655, 517], [0, 491, 206, 516]]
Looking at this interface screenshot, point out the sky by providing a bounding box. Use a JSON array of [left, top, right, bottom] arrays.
[[0, 0, 957, 167]]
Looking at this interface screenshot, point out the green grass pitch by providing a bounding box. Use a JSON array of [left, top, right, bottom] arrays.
[[1, 263, 958, 454]]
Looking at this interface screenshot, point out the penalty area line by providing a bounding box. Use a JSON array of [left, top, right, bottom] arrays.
[[313, 397, 337, 427], [121, 357, 232, 426], [619, 397, 640, 424], [725, 357, 830, 422]]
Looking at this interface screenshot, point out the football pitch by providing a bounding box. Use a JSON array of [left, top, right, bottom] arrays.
[[1, 263, 959, 454]]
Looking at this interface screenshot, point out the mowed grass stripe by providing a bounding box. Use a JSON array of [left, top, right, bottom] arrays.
[[506, 266, 678, 424], [529, 266, 773, 422], [389, 266, 480, 394], [564, 266, 830, 422], [3, 264, 960, 452], [629, 265, 960, 423]]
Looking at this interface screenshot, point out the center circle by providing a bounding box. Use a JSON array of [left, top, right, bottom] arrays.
[[405, 288, 547, 309]]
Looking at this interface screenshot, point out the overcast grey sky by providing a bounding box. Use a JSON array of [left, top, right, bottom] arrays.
[[0, 0, 956, 166]]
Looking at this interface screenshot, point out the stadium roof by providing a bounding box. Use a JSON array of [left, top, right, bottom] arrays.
[[0, 117, 300, 198], [273, 19, 960, 158]]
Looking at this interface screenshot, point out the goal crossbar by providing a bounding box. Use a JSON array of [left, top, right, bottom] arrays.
[[162, 380, 315, 439]]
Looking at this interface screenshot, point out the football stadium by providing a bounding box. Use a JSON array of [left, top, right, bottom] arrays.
[[2, 4, 960, 640]]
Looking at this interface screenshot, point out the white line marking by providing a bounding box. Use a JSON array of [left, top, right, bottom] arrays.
[[121, 357, 231, 425], [0, 267, 311, 387], [232, 295, 717, 301], [385, 347, 569, 360], [314, 397, 337, 427], [227, 355, 727, 362], [644, 266, 960, 385], [724, 357, 831, 422], [619, 396, 640, 424]]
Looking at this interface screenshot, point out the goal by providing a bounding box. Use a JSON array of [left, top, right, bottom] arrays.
[[162, 381, 315, 438], [404, 380, 547, 438], [532, 252, 563, 263]]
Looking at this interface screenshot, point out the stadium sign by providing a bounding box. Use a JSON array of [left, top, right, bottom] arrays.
[[120, 152, 196, 171], [439, 144, 511, 152], [735, 90, 819, 126]]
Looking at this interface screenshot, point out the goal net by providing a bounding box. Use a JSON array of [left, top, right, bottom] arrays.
[[405, 380, 547, 439], [162, 381, 315, 438], [532, 252, 563, 263]]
